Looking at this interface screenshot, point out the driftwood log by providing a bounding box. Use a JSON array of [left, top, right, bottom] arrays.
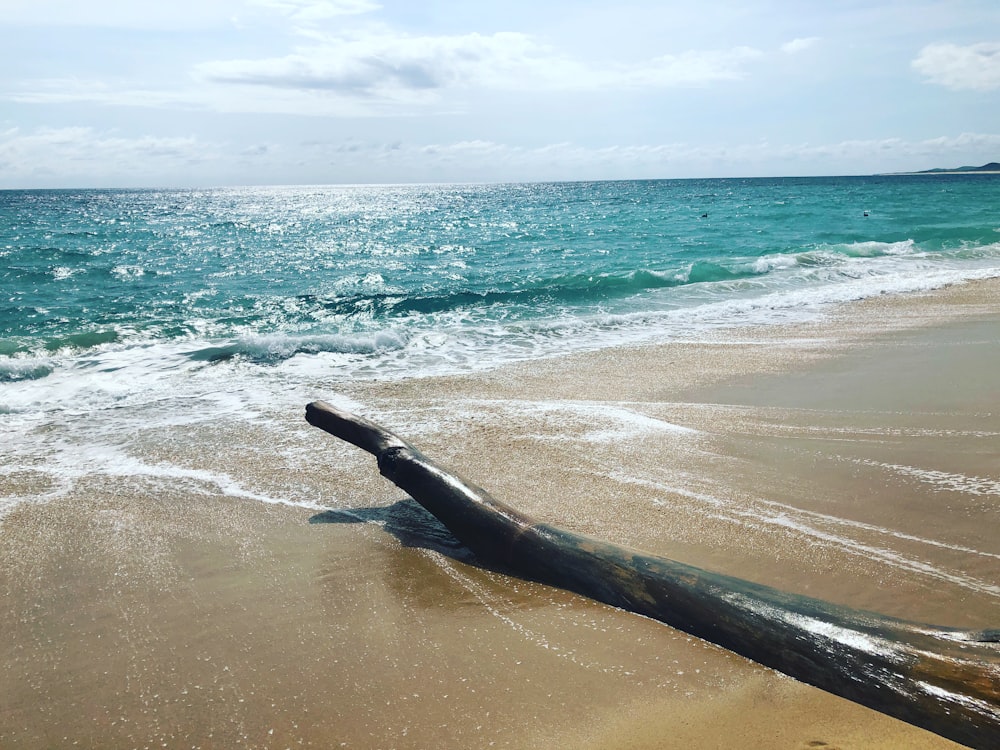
[[305, 401, 1000, 749]]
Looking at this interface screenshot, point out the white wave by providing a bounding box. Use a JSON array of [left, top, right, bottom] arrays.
[[858, 459, 1000, 497], [838, 239, 917, 257], [111, 264, 144, 279], [0, 356, 53, 383], [609, 471, 1000, 598], [4, 438, 331, 516], [51, 265, 83, 280], [752, 254, 799, 273], [4, 248, 1000, 428], [474, 399, 698, 440]]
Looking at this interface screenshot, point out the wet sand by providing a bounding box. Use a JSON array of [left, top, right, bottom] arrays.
[[2, 280, 998, 748]]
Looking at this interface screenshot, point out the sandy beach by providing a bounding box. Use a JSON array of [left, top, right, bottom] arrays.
[[2, 280, 998, 749]]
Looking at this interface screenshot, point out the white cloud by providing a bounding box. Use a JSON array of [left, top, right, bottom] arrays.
[[4, 76, 395, 118], [623, 47, 763, 87], [294, 132, 1000, 182], [1, 3, 764, 118], [195, 31, 763, 102], [0, 127, 218, 185], [3, 127, 1000, 187], [193, 31, 519, 95], [6, 79, 199, 109], [781, 37, 820, 54], [912, 42, 1000, 91]]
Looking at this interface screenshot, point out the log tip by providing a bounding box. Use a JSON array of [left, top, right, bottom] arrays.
[[305, 401, 411, 456]]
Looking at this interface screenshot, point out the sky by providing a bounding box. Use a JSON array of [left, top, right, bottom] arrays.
[[1, 0, 998, 187]]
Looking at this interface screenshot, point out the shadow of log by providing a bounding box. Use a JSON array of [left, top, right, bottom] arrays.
[[305, 400, 1000, 749], [309, 500, 475, 563]]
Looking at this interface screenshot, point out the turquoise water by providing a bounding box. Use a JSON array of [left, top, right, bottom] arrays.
[[2, 175, 1000, 416]]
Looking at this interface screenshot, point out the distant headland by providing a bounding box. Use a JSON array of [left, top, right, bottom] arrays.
[[880, 161, 1000, 176]]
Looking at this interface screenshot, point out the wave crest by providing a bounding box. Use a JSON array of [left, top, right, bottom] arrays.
[[185, 330, 409, 364], [0, 358, 53, 383]]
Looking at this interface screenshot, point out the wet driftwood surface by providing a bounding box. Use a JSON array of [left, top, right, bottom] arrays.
[[305, 400, 1000, 749]]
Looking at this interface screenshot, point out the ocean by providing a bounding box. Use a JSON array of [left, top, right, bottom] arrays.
[[2, 174, 1000, 518]]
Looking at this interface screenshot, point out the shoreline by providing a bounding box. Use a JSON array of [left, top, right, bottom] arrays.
[[2, 279, 998, 748]]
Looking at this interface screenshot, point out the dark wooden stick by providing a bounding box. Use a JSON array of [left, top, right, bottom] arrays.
[[306, 401, 1000, 749]]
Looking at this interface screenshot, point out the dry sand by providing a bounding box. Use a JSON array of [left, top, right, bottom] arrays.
[[2, 280, 998, 749]]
